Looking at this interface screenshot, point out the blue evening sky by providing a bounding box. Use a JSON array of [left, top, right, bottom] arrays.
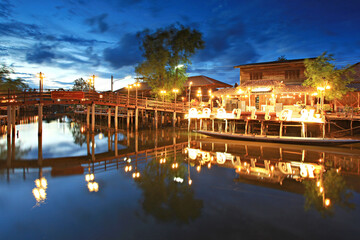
[[1, 0, 360, 91]]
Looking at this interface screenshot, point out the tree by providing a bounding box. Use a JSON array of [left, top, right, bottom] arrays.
[[277, 55, 287, 61], [72, 78, 91, 91], [303, 52, 354, 101], [0, 63, 29, 91], [135, 24, 204, 98], [303, 169, 354, 217], [135, 153, 203, 223]]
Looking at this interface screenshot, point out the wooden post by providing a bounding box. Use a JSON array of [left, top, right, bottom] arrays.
[[38, 132, 43, 166], [115, 106, 118, 130], [126, 109, 130, 129], [173, 112, 176, 128], [114, 132, 118, 157], [135, 107, 139, 131], [155, 110, 158, 129], [91, 133, 95, 161], [7, 106, 11, 136], [260, 121, 264, 136], [245, 120, 249, 134], [38, 104, 43, 136], [301, 122, 305, 137], [7, 133, 11, 169], [280, 121, 283, 137], [108, 107, 111, 128], [86, 131, 90, 156], [86, 105, 90, 129], [108, 131, 111, 151], [11, 105, 16, 135], [91, 103, 95, 132]]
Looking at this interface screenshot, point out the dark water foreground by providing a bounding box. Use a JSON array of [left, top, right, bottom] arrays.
[[0, 116, 360, 240]]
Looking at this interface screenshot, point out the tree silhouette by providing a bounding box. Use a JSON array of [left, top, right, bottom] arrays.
[[135, 153, 203, 224], [303, 169, 354, 217]]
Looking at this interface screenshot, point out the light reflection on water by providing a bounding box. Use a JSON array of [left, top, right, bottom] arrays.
[[0, 116, 360, 239]]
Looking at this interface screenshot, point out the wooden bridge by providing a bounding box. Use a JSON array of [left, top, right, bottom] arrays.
[[1, 90, 190, 134]]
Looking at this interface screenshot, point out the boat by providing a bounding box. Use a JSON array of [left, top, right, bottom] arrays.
[[194, 130, 360, 146]]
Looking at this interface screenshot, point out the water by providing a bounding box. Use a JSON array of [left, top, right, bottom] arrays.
[[1, 116, 360, 239]]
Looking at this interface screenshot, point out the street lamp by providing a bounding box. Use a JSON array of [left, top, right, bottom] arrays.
[[160, 90, 166, 102], [172, 88, 179, 110], [37, 72, 44, 92], [188, 81, 193, 104], [197, 89, 202, 103], [317, 83, 331, 114], [126, 84, 132, 105], [133, 82, 141, 107]]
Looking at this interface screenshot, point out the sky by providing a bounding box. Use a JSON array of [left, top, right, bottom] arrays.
[[1, 0, 360, 91]]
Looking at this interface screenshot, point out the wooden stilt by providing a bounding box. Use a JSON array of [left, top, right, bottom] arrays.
[[38, 104, 43, 136], [280, 121, 283, 137], [86, 105, 90, 129], [91, 103, 95, 132], [135, 107, 139, 131], [173, 112, 176, 128], [7, 106, 11, 136], [244, 120, 248, 134], [155, 110, 158, 129], [115, 106, 118, 130], [108, 107, 111, 128]]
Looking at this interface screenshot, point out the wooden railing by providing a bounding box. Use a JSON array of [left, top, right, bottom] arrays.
[[0, 90, 190, 112]]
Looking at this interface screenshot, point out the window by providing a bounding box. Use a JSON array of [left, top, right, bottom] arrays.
[[285, 70, 300, 80], [250, 72, 262, 80]]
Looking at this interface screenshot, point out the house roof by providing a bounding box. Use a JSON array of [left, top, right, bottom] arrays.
[[184, 75, 232, 88], [234, 58, 316, 68], [115, 75, 232, 93]]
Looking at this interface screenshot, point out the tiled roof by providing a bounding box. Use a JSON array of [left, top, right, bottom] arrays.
[[115, 75, 232, 92], [184, 75, 232, 88], [234, 58, 316, 68]]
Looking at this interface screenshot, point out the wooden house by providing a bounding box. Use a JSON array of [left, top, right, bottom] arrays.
[[213, 59, 317, 112]]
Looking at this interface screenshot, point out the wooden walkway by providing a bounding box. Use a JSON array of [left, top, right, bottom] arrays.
[[0, 90, 189, 113]]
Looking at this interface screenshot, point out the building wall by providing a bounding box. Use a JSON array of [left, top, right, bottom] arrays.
[[240, 62, 307, 85]]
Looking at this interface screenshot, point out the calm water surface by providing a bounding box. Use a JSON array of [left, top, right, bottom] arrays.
[[1, 116, 360, 239]]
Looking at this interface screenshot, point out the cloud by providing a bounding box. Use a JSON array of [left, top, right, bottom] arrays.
[[26, 44, 56, 64], [194, 16, 259, 66], [0, 20, 105, 46], [103, 32, 142, 69], [0, 0, 13, 19], [85, 13, 109, 33]]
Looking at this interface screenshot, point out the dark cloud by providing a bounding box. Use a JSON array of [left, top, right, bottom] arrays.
[[26, 44, 56, 64], [85, 13, 109, 33], [0, 21, 41, 38], [0, 0, 13, 18], [103, 32, 142, 69], [0, 20, 105, 47], [194, 17, 259, 65]]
